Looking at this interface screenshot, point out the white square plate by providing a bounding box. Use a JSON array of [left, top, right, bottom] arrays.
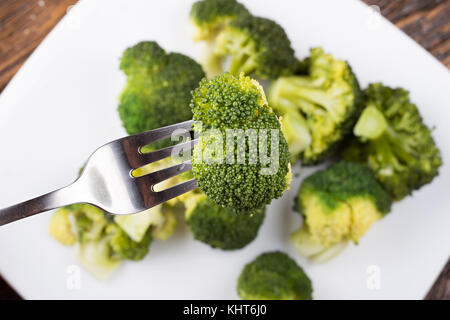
[[0, 0, 449, 299]]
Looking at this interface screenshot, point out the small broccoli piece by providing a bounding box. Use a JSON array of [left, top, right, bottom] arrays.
[[342, 83, 442, 200], [49, 207, 77, 246], [237, 251, 313, 300], [66, 204, 154, 262], [190, 0, 250, 42], [213, 15, 297, 79], [107, 224, 152, 261], [118, 41, 205, 148], [77, 237, 121, 281], [49, 202, 160, 279], [291, 161, 391, 262], [186, 194, 265, 250], [71, 204, 108, 242], [57, 205, 120, 279], [190, 73, 291, 211], [268, 47, 363, 164], [151, 204, 179, 241], [114, 206, 164, 242]]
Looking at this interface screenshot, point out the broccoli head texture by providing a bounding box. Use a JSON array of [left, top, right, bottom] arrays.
[[213, 15, 297, 79], [237, 251, 313, 300], [190, 73, 291, 211], [268, 47, 363, 164], [118, 41, 205, 148], [186, 194, 265, 250], [342, 83, 442, 200], [190, 0, 250, 41], [291, 162, 391, 261]]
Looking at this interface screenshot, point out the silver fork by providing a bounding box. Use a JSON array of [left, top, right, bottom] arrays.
[[0, 120, 197, 226]]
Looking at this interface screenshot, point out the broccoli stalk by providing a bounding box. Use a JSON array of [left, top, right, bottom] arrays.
[[343, 83, 442, 200], [269, 47, 363, 165]]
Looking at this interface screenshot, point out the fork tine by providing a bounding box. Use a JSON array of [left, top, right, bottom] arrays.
[[137, 160, 192, 186], [133, 120, 193, 147], [154, 179, 198, 203], [139, 139, 198, 165]]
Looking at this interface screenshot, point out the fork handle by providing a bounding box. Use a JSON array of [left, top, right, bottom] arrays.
[[0, 182, 82, 226]]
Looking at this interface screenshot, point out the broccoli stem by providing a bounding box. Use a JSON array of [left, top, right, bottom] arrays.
[[273, 77, 338, 120], [356, 106, 415, 168], [229, 52, 256, 75]]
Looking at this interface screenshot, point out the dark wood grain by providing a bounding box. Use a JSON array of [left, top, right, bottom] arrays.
[[0, 0, 78, 92], [364, 0, 450, 67], [0, 0, 448, 300]]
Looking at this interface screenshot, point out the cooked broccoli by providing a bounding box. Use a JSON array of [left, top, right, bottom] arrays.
[[290, 161, 392, 262], [151, 204, 180, 241], [189, 0, 250, 77], [268, 47, 363, 164], [213, 15, 297, 79], [342, 83, 442, 200], [51, 204, 121, 279], [190, 73, 291, 211], [237, 251, 313, 300], [118, 41, 205, 148], [190, 0, 250, 42], [185, 193, 265, 250], [49, 199, 177, 278], [107, 224, 152, 261], [48, 207, 77, 246]]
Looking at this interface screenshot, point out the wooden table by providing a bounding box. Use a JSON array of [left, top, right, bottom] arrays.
[[0, 0, 449, 300]]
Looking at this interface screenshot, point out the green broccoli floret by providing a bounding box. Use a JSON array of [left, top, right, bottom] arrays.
[[107, 224, 152, 261], [268, 47, 363, 164], [190, 0, 250, 41], [342, 83, 442, 200], [185, 193, 265, 250], [291, 161, 392, 262], [190, 73, 291, 211], [118, 41, 205, 148], [237, 251, 313, 300], [213, 15, 297, 79]]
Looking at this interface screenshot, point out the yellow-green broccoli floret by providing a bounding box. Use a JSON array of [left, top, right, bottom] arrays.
[[291, 161, 392, 262], [48, 207, 77, 246], [190, 0, 250, 41], [190, 73, 291, 211], [107, 224, 152, 261], [213, 15, 297, 79], [118, 41, 205, 148], [186, 194, 265, 250], [237, 251, 313, 300], [151, 204, 179, 241], [268, 47, 363, 164], [342, 83, 442, 200]]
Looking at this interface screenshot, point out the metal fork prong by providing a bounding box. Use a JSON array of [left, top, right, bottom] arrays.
[[139, 139, 198, 165], [137, 160, 192, 187], [155, 179, 198, 203], [134, 120, 193, 147]]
